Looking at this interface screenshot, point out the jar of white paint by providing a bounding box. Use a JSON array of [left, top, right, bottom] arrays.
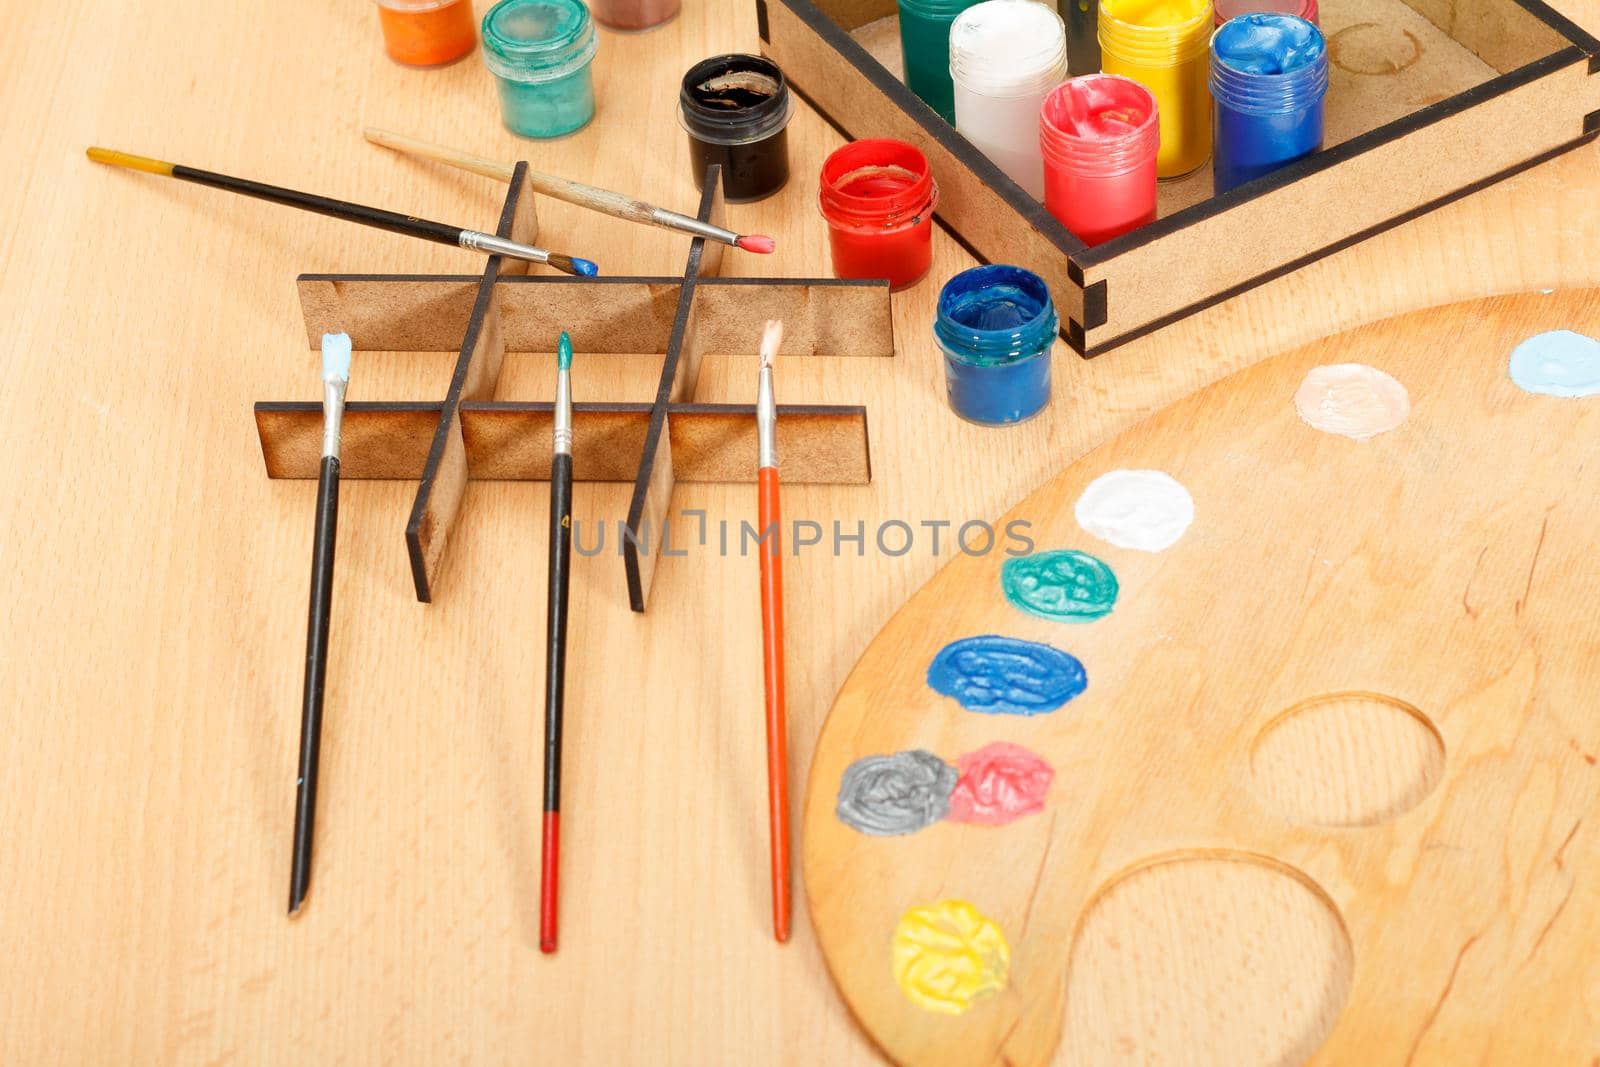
[[949, 0, 1068, 200]]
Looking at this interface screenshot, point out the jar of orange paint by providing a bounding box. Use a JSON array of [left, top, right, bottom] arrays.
[[377, 0, 478, 67]]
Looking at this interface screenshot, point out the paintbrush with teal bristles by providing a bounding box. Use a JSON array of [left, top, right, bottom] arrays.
[[540, 332, 576, 952]]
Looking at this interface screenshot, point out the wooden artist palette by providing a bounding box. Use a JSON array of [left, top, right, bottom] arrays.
[[804, 289, 1600, 1065]]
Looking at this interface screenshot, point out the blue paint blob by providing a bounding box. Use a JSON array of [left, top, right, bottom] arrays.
[[927, 635, 1086, 715], [571, 257, 600, 277], [934, 265, 1057, 426], [1508, 330, 1600, 397], [1209, 15, 1328, 194]]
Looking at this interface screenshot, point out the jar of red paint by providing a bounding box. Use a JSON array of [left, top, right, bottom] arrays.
[[818, 139, 940, 290], [1039, 75, 1161, 247]]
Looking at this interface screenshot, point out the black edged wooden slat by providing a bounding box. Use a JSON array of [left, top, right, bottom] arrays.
[[403, 162, 529, 602]]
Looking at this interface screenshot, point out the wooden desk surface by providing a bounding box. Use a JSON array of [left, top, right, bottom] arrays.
[[2, 1, 1596, 1063]]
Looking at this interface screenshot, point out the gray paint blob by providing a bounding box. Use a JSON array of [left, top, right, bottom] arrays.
[[835, 750, 958, 836]]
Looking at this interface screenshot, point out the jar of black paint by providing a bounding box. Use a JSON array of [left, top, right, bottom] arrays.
[[677, 53, 794, 203]]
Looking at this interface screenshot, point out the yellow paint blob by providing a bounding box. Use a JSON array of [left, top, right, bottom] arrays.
[[1099, 0, 1214, 178], [892, 899, 1011, 1015]]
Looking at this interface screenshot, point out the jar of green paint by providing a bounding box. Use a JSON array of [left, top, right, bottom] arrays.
[[481, 0, 599, 140], [897, 0, 986, 123]]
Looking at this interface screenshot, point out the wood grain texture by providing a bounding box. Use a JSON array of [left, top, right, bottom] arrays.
[[805, 289, 1600, 1066], [4, 0, 1600, 1063]]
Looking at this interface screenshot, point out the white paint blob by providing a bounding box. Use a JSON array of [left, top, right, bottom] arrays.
[[1293, 363, 1410, 441], [1508, 330, 1600, 398], [1074, 469, 1195, 552]]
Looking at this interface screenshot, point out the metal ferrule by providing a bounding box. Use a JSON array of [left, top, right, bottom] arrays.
[[553, 368, 573, 455], [757, 366, 777, 469], [649, 207, 740, 247], [322, 379, 348, 460], [459, 229, 552, 265]]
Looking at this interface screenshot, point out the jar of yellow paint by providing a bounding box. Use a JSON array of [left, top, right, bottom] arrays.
[[1098, 0, 1215, 178]]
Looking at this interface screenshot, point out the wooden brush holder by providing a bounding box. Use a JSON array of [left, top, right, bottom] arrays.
[[253, 164, 889, 610]]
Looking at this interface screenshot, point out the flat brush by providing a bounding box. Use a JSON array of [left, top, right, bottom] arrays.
[[756, 320, 791, 943], [540, 332, 576, 953], [86, 147, 599, 277], [289, 332, 351, 915], [363, 127, 777, 254]]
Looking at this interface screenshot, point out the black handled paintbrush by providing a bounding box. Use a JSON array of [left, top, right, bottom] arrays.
[[289, 332, 351, 915], [86, 147, 599, 277], [540, 332, 576, 952]]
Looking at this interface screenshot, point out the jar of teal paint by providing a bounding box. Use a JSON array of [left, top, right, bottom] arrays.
[[897, 0, 985, 123], [481, 0, 599, 139], [934, 265, 1058, 425]]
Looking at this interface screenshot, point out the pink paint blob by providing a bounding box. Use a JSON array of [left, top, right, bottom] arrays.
[[947, 742, 1055, 826]]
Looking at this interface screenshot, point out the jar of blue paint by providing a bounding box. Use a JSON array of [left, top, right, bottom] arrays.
[[481, 0, 599, 140], [935, 265, 1058, 426], [1209, 13, 1328, 194]]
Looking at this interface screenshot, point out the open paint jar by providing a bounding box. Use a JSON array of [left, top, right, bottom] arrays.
[[935, 265, 1058, 425], [589, 0, 681, 30], [1040, 75, 1159, 245], [678, 54, 795, 202], [376, 0, 477, 66], [1098, 0, 1213, 178], [1210, 13, 1328, 193], [949, 0, 1068, 200], [818, 139, 940, 289], [1215, 0, 1318, 26], [481, 0, 600, 140], [897, 0, 986, 123]]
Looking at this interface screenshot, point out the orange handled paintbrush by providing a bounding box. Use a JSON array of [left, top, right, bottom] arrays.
[[756, 320, 790, 943]]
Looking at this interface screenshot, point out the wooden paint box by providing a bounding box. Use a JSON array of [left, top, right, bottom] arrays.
[[757, 0, 1600, 355]]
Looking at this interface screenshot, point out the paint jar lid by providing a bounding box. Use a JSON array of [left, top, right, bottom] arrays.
[[1209, 14, 1328, 113], [378, 0, 463, 11], [481, 0, 598, 83], [1098, 0, 1213, 63], [678, 54, 795, 146], [949, 0, 1069, 98], [935, 264, 1059, 366], [898, 0, 985, 21], [1215, 0, 1317, 26], [818, 138, 940, 230], [1039, 75, 1161, 175]]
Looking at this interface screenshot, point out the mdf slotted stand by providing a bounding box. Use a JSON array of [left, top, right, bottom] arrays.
[[253, 164, 891, 611]]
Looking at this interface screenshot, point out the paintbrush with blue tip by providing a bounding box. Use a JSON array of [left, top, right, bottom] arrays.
[[289, 331, 351, 915]]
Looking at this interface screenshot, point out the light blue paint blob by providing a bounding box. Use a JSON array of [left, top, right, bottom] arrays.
[[1509, 330, 1600, 398], [927, 635, 1086, 716]]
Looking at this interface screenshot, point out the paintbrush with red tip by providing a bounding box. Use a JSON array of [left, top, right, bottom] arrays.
[[756, 320, 791, 942], [364, 127, 778, 254]]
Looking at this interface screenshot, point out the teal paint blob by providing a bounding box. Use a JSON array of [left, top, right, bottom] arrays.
[[1002, 549, 1118, 623], [1509, 330, 1600, 397], [482, 0, 599, 140], [926, 635, 1086, 715]]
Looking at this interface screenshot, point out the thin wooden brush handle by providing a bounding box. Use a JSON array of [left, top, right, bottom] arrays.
[[364, 127, 516, 182], [540, 453, 574, 953], [290, 454, 339, 914], [758, 466, 791, 943], [364, 126, 660, 226]]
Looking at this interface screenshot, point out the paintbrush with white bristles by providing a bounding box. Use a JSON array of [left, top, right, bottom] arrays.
[[289, 332, 351, 916], [756, 320, 791, 942]]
